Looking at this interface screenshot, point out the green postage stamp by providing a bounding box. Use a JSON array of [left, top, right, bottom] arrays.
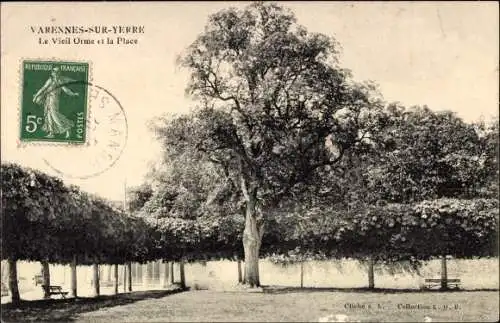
[[20, 60, 89, 143]]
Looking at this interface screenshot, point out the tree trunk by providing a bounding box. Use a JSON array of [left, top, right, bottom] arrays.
[[237, 259, 242, 283], [70, 255, 77, 298], [8, 259, 20, 304], [162, 262, 169, 288], [122, 264, 126, 292], [368, 258, 375, 289], [127, 262, 132, 292], [41, 260, 50, 299], [242, 190, 263, 287], [300, 261, 304, 288], [92, 263, 100, 296], [169, 262, 174, 285], [114, 264, 119, 294], [441, 255, 448, 290], [179, 261, 186, 289]]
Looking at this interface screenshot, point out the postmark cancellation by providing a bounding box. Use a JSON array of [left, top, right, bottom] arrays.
[[17, 59, 128, 179]]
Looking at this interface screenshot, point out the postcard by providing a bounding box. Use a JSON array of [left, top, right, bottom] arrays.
[[1, 2, 498, 322]]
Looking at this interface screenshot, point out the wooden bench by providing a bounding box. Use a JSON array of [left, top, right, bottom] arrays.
[[41, 285, 69, 298], [424, 278, 461, 290]]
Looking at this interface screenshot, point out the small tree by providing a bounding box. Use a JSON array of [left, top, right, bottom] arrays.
[[1, 162, 158, 301], [1, 163, 69, 303]]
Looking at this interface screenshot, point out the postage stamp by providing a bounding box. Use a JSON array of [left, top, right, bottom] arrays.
[[19, 60, 89, 143]]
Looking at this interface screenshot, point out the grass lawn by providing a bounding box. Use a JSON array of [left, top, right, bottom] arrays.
[[2, 287, 498, 322]]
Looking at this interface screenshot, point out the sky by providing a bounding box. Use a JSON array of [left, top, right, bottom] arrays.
[[1, 2, 498, 202]]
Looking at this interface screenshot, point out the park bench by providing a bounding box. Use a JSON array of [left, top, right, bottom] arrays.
[[41, 285, 69, 298], [424, 278, 461, 290]]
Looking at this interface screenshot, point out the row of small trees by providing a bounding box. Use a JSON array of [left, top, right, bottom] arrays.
[[1, 161, 498, 304], [1, 163, 155, 304], [276, 198, 498, 259], [270, 198, 498, 288], [1, 162, 245, 304], [127, 151, 498, 288]]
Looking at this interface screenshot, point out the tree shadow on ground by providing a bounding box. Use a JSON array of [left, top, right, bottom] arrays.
[[0, 287, 185, 322], [261, 285, 499, 294]]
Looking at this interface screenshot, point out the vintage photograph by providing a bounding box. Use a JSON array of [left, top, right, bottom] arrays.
[[1, 2, 498, 322]]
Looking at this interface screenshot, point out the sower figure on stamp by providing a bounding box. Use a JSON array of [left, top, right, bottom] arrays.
[[33, 67, 78, 138]]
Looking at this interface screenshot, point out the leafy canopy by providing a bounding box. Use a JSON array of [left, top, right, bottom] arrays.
[[155, 3, 387, 213]]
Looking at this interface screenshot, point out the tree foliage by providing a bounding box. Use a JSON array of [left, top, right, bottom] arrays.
[[1, 162, 155, 265], [283, 198, 498, 262], [366, 105, 498, 203], [172, 2, 385, 208], [131, 152, 245, 262]]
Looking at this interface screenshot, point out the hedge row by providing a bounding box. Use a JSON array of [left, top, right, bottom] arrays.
[[1, 163, 153, 265], [2, 162, 497, 266]]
